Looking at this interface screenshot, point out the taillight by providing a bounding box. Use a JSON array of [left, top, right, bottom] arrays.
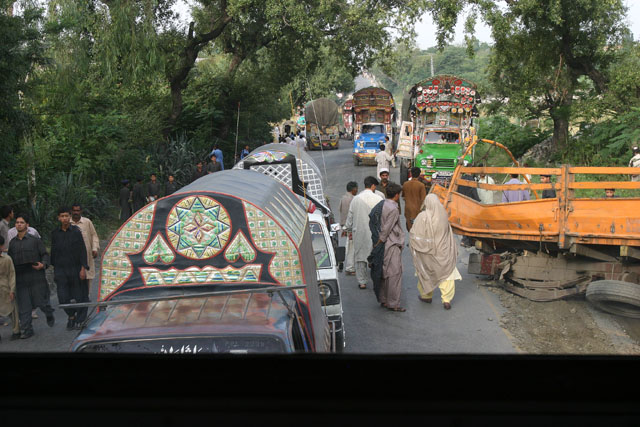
[[419, 149, 423, 154]]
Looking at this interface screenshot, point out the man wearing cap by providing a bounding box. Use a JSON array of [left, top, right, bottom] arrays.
[[629, 146, 640, 181], [119, 180, 132, 221]]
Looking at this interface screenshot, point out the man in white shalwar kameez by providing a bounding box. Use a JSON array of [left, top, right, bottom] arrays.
[[345, 176, 384, 289]]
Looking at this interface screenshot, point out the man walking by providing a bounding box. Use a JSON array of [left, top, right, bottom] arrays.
[[375, 144, 394, 180], [51, 207, 88, 330], [377, 183, 405, 311], [132, 176, 147, 212], [8, 214, 55, 338], [0, 236, 20, 341], [409, 195, 461, 310], [502, 174, 530, 203], [71, 204, 99, 325], [402, 167, 427, 232], [344, 176, 383, 289], [147, 173, 160, 203], [119, 180, 132, 221], [338, 181, 358, 275]]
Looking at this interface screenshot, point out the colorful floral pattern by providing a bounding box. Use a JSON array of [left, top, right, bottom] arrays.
[[166, 196, 231, 259]]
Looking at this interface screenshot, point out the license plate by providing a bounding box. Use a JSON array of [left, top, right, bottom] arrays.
[[436, 171, 453, 177], [367, 149, 376, 154]]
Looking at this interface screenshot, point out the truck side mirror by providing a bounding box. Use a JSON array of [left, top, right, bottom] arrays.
[[334, 246, 345, 263]]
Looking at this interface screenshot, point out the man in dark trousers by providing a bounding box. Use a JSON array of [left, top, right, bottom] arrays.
[[132, 176, 147, 212], [51, 206, 88, 330], [8, 214, 55, 339], [119, 179, 132, 221]]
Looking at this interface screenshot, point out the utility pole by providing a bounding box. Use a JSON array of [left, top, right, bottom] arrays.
[[430, 54, 434, 76]]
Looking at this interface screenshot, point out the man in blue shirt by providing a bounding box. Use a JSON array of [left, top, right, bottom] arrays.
[[240, 145, 250, 160], [502, 174, 530, 203], [208, 145, 224, 170]]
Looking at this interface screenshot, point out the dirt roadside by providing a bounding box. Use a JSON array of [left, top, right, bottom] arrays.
[[477, 278, 640, 355]]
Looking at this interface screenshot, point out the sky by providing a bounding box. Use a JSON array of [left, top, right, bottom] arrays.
[[172, 1, 640, 49], [414, 0, 640, 49]]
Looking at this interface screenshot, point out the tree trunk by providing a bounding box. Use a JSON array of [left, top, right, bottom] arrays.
[[549, 97, 572, 150]]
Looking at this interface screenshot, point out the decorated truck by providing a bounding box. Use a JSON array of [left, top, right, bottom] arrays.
[[305, 98, 340, 150], [342, 98, 353, 139], [397, 75, 480, 185], [351, 87, 396, 166]]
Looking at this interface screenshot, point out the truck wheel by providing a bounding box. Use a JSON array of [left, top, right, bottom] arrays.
[[400, 161, 408, 184], [586, 280, 640, 318], [354, 157, 359, 166]]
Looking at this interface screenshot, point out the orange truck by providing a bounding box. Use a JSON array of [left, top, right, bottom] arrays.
[[433, 139, 640, 318]]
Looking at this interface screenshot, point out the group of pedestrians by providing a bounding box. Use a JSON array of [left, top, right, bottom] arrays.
[[119, 173, 178, 221], [340, 170, 460, 312], [0, 204, 99, 341]]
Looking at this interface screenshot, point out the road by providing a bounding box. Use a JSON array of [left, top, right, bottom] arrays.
[[306, 141, 517, 353], [0, 140, 519, 353]]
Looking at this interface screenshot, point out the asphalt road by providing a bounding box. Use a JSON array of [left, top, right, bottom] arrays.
[[306, 140, 517, 353], [0, 139, 517, 353]]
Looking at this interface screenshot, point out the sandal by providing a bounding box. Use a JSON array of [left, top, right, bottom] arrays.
[[443, 302, 452, 310], [380, 302, 388, 308], [419, 297, 432, 303], [387, 306, 406, 312], [358, 284, 367, 289]]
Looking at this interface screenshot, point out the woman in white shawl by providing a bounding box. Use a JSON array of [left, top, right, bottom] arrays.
[[409, 194, 461, 309]]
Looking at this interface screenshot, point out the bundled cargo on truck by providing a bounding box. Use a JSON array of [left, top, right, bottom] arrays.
[[305, 98, 340, 150]]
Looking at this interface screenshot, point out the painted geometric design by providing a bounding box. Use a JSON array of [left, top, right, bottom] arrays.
[[224, 231, 256, 263], [166, 196, 231, 260], [243, 150, 289, 163], [100, 203, 156, 300], [143, 233, 175, 264], [296, 158, 326, 205], [243, 201, 307, 302], [139, 265, 262, 286]]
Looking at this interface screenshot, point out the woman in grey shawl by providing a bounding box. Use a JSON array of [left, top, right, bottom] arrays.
[[409, 194, 461, 310]]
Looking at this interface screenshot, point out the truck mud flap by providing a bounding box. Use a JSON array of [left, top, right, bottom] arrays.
[[502, 276, 591, 302]]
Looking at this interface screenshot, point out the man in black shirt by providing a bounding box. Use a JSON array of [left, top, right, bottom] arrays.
[[51, 206, 88, 330], [8, 214, 55, 339], [165, 173, 177, 196], [147, 172, 160, 203], [541, 175, 557, 198], [132, 176, 147, 212]]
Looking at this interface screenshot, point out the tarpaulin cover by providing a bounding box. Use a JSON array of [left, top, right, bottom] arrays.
[[305, 98, 339, 126]]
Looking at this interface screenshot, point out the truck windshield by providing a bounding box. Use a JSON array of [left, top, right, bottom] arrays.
[[362, 124, 385, 134], [424, 131, 460, 144], [310, 222, 332, 268]]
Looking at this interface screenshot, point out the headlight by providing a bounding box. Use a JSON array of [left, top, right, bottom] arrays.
[[318, 283, 332, 300], [421, 159, 428, 166], [317, 280, 340, 306]]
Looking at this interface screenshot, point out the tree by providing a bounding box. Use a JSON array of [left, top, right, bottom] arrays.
[[428, 0, 630, 149]]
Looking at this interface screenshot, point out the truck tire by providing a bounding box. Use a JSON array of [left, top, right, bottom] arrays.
[[400, 161, 408, 184], [354, 156, 360, 166], [586, 280, 640, 318]]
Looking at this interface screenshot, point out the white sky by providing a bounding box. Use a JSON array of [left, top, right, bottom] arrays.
[[414, 0, 640, 48], [173, 1, 640, 49]]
